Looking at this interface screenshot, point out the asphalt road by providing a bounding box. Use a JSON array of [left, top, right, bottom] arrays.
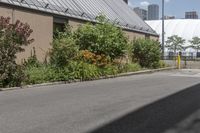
[[0, 69, 200, 133]]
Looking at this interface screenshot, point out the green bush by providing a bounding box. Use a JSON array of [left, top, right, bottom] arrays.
[[115, 62, 141, 73], [23, 47, 40, 68], [74, 15, 128, 60], [121, 63, 141, 73], [67, 61, 101, 80], [0, 16, 163, 88], [25, 61, 103, 84], [0, 16, 34, 87], [25, 65, 56, 84], [27, 65, 83, 85], [3, 65, 27, 87], [158, 60, 167, 68], [132, 39, 161, 68], [50, 26, 79, 67], [99, 64, 119, 76]]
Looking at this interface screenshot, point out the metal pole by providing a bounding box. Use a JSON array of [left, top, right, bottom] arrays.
[[162, 0, 165, 58]]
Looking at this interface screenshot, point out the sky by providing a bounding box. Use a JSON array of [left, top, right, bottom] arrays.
[[128, 0, 200, 19]]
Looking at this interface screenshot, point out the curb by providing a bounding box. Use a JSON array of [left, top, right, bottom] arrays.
[[0, 67, 176, 92], [116, 67, 176, 77]]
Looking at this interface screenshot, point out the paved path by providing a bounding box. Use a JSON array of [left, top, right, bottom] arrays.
[[0, 70, 200, 133]]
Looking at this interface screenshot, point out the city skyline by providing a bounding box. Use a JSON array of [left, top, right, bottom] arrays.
[[148, 4, 159, 20], [129, 0, 200, 19]]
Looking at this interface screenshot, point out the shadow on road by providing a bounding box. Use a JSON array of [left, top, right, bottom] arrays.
[[89, 83, 200, 133]]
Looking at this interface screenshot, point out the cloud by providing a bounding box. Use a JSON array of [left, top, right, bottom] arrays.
[[140, 1, 150, 7]]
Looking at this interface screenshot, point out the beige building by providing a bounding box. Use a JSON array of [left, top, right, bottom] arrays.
[[0, 0, 158, 62]]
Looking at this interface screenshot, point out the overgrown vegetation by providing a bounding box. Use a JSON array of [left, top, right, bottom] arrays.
[[50, 25, 79, 67], [74, 16, 127, 61], [0, 16, 34, 87], [0, 15, 165, 88], [132, 39, 161, 68]]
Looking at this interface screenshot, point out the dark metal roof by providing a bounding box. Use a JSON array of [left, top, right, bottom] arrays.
[[0, 0, 158, 35]]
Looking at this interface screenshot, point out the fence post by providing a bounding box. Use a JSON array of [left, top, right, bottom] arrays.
[[184, 56, 187, 68], [177, 54, 181, 69]]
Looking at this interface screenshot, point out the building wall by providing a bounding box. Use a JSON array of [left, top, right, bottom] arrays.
[[150, 35, 159, 41], [68, 19, 158, 41], [0, 5, 158, 63], [0, 6, 13, 20], [68, 19, 84, 31], [0, 6, 53, 63], [124, 30, 145, 40]]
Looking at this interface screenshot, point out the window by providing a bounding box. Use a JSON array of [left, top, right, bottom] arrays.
[[53, 23, 65, 32], [145, 34, 150, 39], [53, 17, 68, 37], [197, 52, 200, 58]]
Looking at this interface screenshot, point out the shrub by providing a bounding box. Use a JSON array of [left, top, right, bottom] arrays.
[[50, 26, 79, 67], [0, 16, 34, 87], [67, 61, 101, 80], [25, 65, 72, 84], [99, 64, 119, 76], [120, 63, 141, 73], [23, 47, 40, 68], [132, 39, 161, 68], [25, 65, 57, 84], [74, 15, 128, 60], [158, 60, 167, 68], [78, 50, 110, 67], [1, 65, 27, 87]]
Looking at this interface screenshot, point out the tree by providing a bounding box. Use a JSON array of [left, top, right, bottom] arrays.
[[0, 16, 34, 87], [165, 35, 186, 55], [132, 39, 161, 68], [74, 15, 128, 60], [188, 37, 200, 53], [50, 25, 79, 67]]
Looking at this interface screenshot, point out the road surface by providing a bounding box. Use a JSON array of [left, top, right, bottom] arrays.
[[0, 69, 200, 133]]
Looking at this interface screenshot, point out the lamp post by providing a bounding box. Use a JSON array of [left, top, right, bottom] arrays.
[[162, 0, 165, 58]]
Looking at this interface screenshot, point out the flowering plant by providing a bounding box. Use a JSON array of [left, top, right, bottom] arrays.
[[0, 16, 34, 87], [78, 50, 110, 67]]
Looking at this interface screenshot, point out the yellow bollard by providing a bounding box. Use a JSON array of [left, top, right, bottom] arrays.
[[177, 54, 181, 69]]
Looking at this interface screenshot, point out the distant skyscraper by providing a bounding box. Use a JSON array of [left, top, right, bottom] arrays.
[[185, 11, 198, 19], [123, 0, 128, 4], [148, 4, 159, 20], [134, 7, 147, 20]]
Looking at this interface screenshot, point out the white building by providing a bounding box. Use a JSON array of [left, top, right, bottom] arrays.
[[146, 19, 200, 57]]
